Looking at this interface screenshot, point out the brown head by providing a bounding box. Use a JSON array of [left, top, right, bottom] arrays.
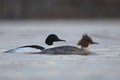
[[77, 34, 98, 47]]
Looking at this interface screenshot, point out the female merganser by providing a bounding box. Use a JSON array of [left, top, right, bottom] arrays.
[[4, 34, 66, 53], [39, 34, 98, 55]]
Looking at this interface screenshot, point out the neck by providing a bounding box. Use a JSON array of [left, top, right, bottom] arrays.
[[47, 45, 54, 49], [80, 46, 90, 53]]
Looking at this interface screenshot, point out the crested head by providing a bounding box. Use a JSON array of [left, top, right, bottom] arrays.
[[45, 34, 66, 45], [77, 34, 98, 47]]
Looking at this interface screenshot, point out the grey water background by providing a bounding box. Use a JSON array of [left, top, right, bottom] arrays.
[[0, 20, 120, 80]]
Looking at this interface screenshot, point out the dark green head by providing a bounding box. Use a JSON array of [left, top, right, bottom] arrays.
[[45, 34, 66, 45]]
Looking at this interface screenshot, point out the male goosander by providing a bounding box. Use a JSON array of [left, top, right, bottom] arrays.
[[39, 34, 98, 55], [4, 34, 66, 53]]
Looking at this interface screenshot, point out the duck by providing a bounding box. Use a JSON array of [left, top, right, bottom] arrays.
[[4, 34, 66, 53], [39, 34, 98, 55]]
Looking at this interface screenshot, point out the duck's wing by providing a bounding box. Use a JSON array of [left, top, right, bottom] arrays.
[[19, 45, 45, 50], [4, 45, 45, 53]]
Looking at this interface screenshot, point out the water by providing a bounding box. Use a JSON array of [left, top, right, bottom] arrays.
[[0, 19, 120, 80]]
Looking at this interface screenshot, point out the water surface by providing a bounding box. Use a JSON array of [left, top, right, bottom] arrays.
[[0, 20, 120, 80]]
